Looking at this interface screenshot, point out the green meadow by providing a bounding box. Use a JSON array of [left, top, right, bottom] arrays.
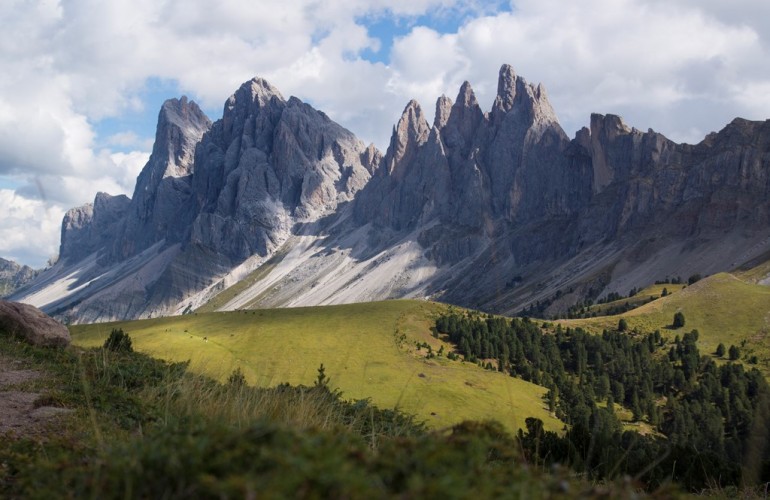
[[586, 283, 687, 315], [561, 272, 770, 376], [70, 300, 560, 432]]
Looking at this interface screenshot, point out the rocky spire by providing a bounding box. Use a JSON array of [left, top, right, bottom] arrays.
[[434, 95, 453, 129], [382, 99, 430, 176], [490, 65, 560, 128], [494, 64, 517, 113], [441, 81, 484, 151], [222, 77, 285, 146], [108, 97, 211, 261], [154, 96, 212, 178]]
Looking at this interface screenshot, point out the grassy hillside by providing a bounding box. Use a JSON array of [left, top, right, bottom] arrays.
[[70, 300, 560, 432], [585, 283, 687, 316], [560, 272, 770, 375], [0, 331, 658, 498]]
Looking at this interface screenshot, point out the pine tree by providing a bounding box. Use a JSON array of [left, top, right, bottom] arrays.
[[315, 363, 330, 387], [672, 311, 686, 329]]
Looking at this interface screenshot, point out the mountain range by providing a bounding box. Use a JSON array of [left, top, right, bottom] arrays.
[[0, 258, 38, 298], [11, 64, 770, 323]]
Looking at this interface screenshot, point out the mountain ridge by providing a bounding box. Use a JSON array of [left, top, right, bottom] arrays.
[[12, 64, 770, 323], [0, 257, 39, 298]]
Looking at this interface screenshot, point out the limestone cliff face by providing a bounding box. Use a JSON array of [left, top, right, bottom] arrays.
[[190, 78, 376, 262], [355, 64, 592, 264], [24, 76, 379, 321], [353, 65, 770, 312], [111, 97, 212, 261], [576, 115, 770, 243], [17, 65, 770, 322], [110, 97, 211, 262], [59, 192, 131, 263], [0, 258, 38, 298]]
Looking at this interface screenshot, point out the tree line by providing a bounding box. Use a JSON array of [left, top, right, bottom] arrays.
[[435, 312, 770, 490]]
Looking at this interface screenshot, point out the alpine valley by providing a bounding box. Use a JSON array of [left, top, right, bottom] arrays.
[[11, 65, 770, 324]]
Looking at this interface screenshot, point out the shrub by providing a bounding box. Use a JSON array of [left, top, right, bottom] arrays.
[[617, 318, 628, 332], [103, 328, 133, 352], [672, 312, 686, 329], [315, 363, 330, 387], [715, 343, 726, 358], [728, 345, 740, 361], [227, 367, 246, 387]]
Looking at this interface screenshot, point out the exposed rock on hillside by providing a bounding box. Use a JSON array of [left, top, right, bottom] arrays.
[[12, 65, 770, 322], [0, 300, 70, 347], [15, 78, 378, 322], [110, 96, 212, 262], [60, 192, 131, 264], [190, 77, 376, 262], [0, 258, 38, 298]]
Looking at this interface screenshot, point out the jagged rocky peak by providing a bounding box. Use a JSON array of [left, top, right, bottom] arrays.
[[0, 257, 39, 298], [221, 77, 286, 146], [492, 64, 561, 132], [109, 96, 211, 261], [590, 113, 632, 139], [434, 95, 453, 129], [588, 113, 633, 193], [494, 63, 518, 112], [225, 77, 285, 118], [457, 81, 480, 109], [440, 81, 484, 150], [382, 99, 431, 176], [154, 96, 211, 178], [60, 192, 130, 263]]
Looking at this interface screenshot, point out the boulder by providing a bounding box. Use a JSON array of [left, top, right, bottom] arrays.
[[0, 300, 70, 348]]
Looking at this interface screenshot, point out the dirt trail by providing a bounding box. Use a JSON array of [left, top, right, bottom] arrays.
[[0, 355, 72, 438]]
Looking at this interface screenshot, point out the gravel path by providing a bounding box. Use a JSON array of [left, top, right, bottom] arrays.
[[0, 355, 73, 437]]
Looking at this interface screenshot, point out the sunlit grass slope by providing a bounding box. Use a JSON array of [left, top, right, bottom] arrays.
[[70, 300, 560, 432], [587, 283, 686, 315], [561, 273, 770, 375]]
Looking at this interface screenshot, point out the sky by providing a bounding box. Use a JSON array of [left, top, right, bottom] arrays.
[[1, 0, 769, 268]]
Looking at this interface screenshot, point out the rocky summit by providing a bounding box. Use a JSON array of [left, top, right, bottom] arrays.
[[11, 65, 770, 323], [0, 258, 38, 298]]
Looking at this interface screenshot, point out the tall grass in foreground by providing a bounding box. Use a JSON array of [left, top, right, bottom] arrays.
[[0, 333, 669, 498], [143, 368, 426, 449]]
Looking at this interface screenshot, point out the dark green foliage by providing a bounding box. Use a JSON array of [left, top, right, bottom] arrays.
[[315, 363, 329, 387], [17, 417, 623, 499], [672, 311, 686, 329], [103, 328, 133, 352], [617, 318, 628, 332], [688, 274, 702, 285], [729, 345, 741, 361], [227, 367, 246, 387], [661, 287, 668, 297], [436, 312, 770, 491], [716, 343, 726, 357]]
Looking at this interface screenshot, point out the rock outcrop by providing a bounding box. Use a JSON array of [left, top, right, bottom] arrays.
[[0, 259, 38, 298], [190, 78, 376, 262], [110, 96, 212, 262], [59, 192, 131, 263], [0, 300, 70, 347]]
